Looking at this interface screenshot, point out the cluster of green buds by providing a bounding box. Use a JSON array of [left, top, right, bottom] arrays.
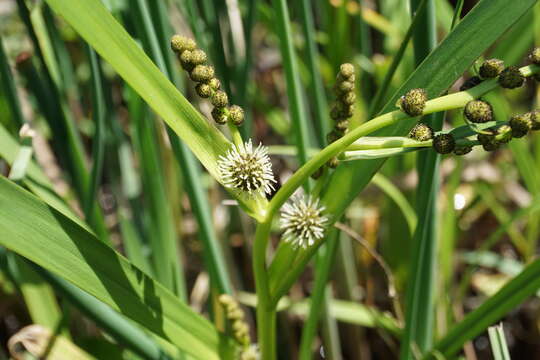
[[171, 35, 244, 126], [218, 294, 256, 359], [326, 63, 356, 168]]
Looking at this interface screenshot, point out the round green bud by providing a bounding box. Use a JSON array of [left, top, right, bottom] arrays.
[[408, 123, 434, 141], [529, 110, 540, 130], [211, 90, 229, 108], [326, 130, 341, 144], [339, 63, 355, 79], [498, 66, 524, 89], [207, 78, 221, 91], [190, 65, 215, 82], [336, 102, 355, 118], [171, 35, 196, 53], [479, 58, 504, 79], [228, 105, 244, 125], [179, 50, 195, 71], [454, 146, 473, 156], [460, 76, 482, 91], [190, 49, 207, 65], [464, 100, 493, 123], [432, 133, 455, 154], [509, 113, 532, 138], [399, 88, 427, 117], [195, 83, 212, 98], [340, 91, 356, 105], [211, 107, 228, 124], [335, 80, 354, 95], [529, 47, 540, 65], [477, 134, 499, 152], [496, 124, 512, 143], [335, 120, 349, 132], [327, 157, 339, 168]]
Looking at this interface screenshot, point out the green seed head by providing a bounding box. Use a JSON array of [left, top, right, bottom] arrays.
[[432, 133, 455, 154], [498, 66, 525, 89], [408, 123, 434, 141], [190, 49, 207, 65], [479, 58, 504, 78], [211, 107, 228, 124], [496, 124, 512, 143], [335, 80, 354, 95], [207, 78, 221, 91], [211, 90, 229, 108], [179, 50, 194, 71], [340, 91, 356, 105], [339, 63, 355, 79], [509, 113, 532, 138], [529, 110, 540, 130], [477, 134, 499, 151], [335, 120, 349, 132], [195, 83, 212, 98], [190, 65, 215, 82], [529, 47, 540, 65], [460, 76, 482, 91], [464, 100, 493, 123], [454, 146, 473, 156], [228, 105, 245, 125], [335, 102, 354, 118], [171, 35, 196, 53], [399, 88, 427, 117]]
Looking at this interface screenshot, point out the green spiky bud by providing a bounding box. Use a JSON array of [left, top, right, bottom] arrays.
[[498, 66, 525, 89], [171, 35, 196, 53], [228, 105, 244, 125], [190, 65, 215, 82], [509, 113, 532, 138], [479, 58, 504, 78], [179, 50, 194, 71], [335, 80, 354, 95], [460, 76, 482, 91], [339, 63, 355, 79], [335, 120, 349, 132], [477, 133, 499, 151], [408, 123, 434, 141], [211, 90, 229, 108], [190, 49, 207, 65], [327, 157, 339, 168], [432, 133, 455, 154], [340, 91, 356, 105], [207, 78, 221, 91], [495, 124, 512, 143], [195, 83, 212, 98], [529, 47, 540, 65], [529, 110, 540, 130], [399, 88, 427, 117], [454, 146, 472, 156], [211, 107, 228, 124], [464, 100, 493, 123]]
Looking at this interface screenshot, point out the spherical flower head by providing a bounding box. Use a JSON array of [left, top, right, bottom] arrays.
[[529, 47, 540, 65], [336, 102, 355, 118], [179, 50, 195, 71], [196, 83, 212, 98], [454, 146, 472, 156], [339, 63, 355, 79], [280, 196, 328, 249], [432, 133, 455, 154], [218, 139, 275, 196], [335, 80, 354, 95], [211, 90, 229, 108], [207, 78, 221, 91], [228, 105, 245, 125], [190, 65, 215, 82], [340, 91, 356, 105], [509, 113, 532, 138], [496, 124, 512, 143], [477, 133, 499, 152], [399, 88, 427, 117], [460, 76, 482, 91], [171, 35, 196, 53], [408, 123, 434, 141], [190, 49, 207, 65], [212, 107, 228, 124], [464, 100, 493, 123], [479, 59, 504, 79], [498, 66, 524, 89]]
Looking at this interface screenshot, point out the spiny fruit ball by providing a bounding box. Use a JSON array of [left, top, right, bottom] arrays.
[[464, 100, 493, 123], [509, 113, 532, 138], [339, 63, 355, 79], [399, 88, 427, 117], [228, 105, 245, 126], [477, 134, 499, 152], [408, 123, 434, 141], [211, 107, 228, 125], [171, 35, 196, 53], [498, 66, 524, 89], [190, 65, 215, 82], [211, 90, 229, 108], [432, 133, 455, 154], [479, 58, 504, 78], [195, 83, 212, 98]]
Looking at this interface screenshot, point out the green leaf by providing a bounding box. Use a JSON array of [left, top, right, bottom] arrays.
[[0, 176, 234, 360], [42, 0, 267, 220], [488, 324, 511, 360]]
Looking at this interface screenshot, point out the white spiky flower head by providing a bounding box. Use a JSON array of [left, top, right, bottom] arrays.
[[217, 139, 275, 196], [280, 196, 328, 249]]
